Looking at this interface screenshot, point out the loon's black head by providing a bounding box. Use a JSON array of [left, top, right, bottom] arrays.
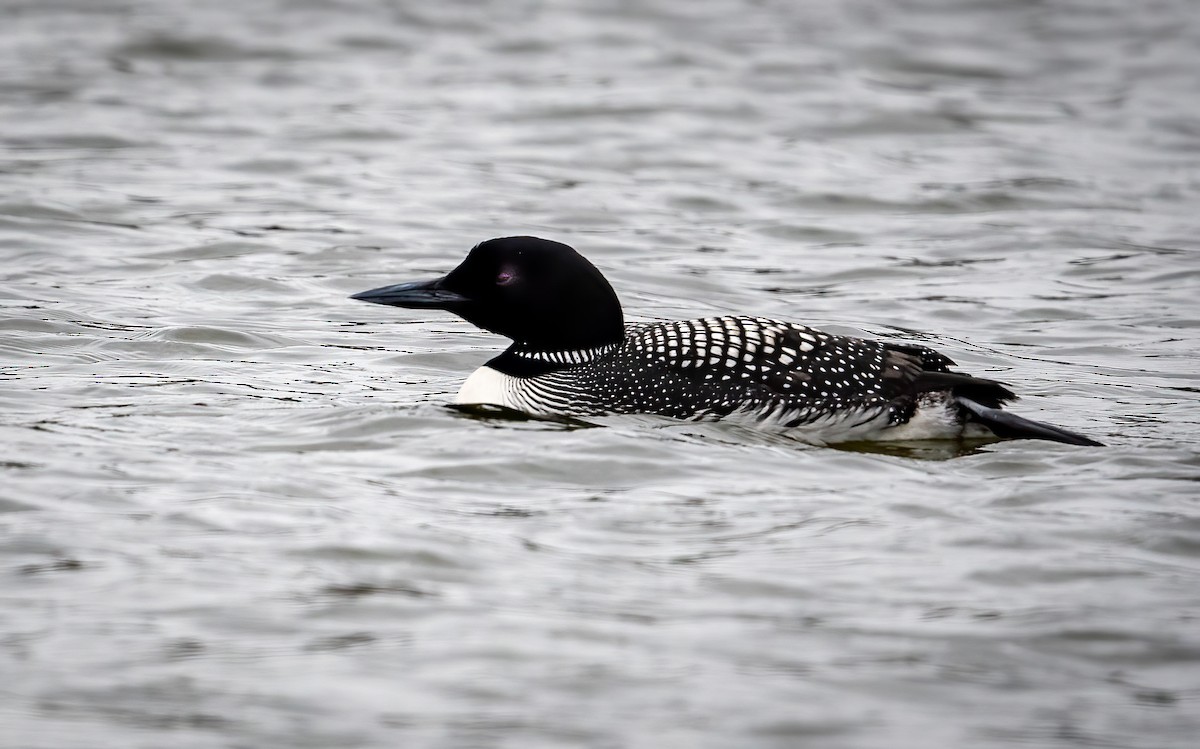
[[351, 236, 625, 351]]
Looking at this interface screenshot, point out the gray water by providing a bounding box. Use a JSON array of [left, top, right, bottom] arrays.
[[3, 0, 1199, 747]]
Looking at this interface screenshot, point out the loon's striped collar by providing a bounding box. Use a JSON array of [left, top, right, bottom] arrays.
[[510, 343, 619, 366]]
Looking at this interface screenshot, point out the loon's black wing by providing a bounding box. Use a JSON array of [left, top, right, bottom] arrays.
[[623, 317, 1101, 444], [755, 330, 1101, 445], [621, 317, 988, 422], [741, 325, 1013, 427]]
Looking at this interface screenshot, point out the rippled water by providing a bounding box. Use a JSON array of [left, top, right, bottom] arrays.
[[3, 0, 1199, 747]]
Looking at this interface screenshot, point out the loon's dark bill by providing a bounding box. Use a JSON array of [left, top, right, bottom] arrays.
[[350, 278, 468, 309]]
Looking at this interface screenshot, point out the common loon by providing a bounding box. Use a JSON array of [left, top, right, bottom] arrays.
[[351, 236, 1103, 446]]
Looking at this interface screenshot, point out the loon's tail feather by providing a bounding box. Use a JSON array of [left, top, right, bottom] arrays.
[[913, 371, 1016, 409], [956, 396, 1104, 447]]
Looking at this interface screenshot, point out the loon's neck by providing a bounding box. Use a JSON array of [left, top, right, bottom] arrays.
[[489, 341, 621, 377]]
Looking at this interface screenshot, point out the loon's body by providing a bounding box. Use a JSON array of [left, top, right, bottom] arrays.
[[352, 237, 1103, 447], [454, 317, 1002, 444]]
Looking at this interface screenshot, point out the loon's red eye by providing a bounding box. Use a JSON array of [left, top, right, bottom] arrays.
[[497, 268, 516, 286]]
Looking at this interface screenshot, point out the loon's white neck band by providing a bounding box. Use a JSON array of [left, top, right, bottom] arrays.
[[511, 343, 618, 366]]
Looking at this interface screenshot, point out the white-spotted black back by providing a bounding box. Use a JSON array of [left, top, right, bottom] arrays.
[[497, 316, 955, 433]]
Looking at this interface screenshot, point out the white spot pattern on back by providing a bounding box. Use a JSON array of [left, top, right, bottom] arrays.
[[456, 316, 970, 442]]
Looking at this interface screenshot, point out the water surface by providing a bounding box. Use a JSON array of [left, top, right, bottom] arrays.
[[2, 1, 1199, 747]]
